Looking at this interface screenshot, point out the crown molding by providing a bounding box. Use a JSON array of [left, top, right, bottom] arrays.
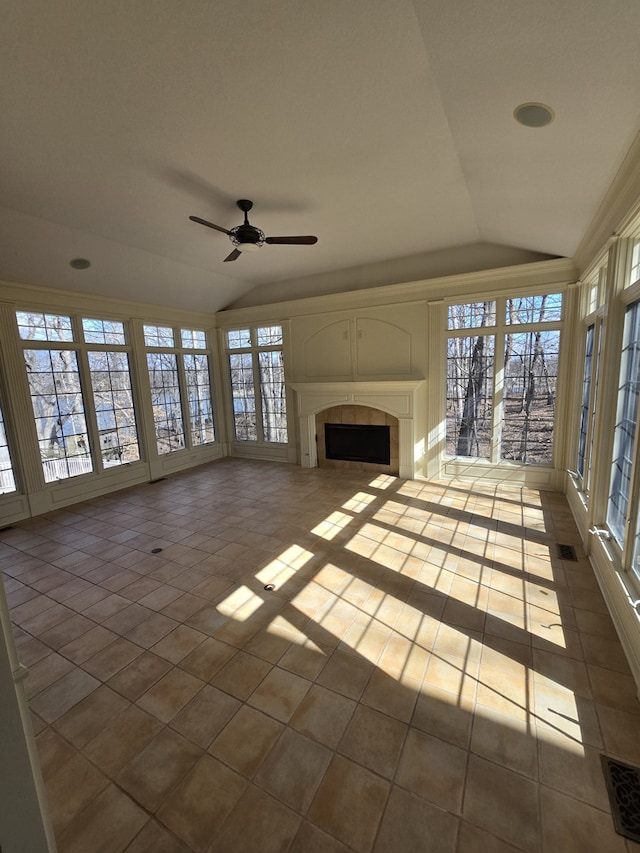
[[575, 130, 640, 274], [216, 258, 578, 325]]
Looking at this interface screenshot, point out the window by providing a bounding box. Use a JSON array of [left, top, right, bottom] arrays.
[[577, 325, 595, 480], [0, 397, 16, 494], [24, 346, 93, 482], [144, 325, 215, 454], [17, 311, 142, 481], [226, 325, 288, 444], [607, 300, 640, 546], [446, 294, 563, 465], [84, 318, 140, 466]]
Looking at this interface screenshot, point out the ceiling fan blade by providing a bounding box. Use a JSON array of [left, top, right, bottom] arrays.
[[189, 215, 231, 236], [265, 235, 318, 245], [223, 249, 241, 262]]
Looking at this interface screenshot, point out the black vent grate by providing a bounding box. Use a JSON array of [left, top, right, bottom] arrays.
[[556, 543, 578, 561], [601, 755, 640, 842]]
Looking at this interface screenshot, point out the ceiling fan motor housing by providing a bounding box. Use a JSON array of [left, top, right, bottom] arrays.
[[231, 223, 265, 248]]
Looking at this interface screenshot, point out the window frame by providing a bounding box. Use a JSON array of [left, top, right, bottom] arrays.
[[445, 292, 564, 467], [224, 324, 288, 445], [15, 310, 146, 483], [143, 323, 216, 456]]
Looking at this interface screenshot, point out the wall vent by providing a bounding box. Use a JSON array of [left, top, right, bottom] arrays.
[[601, 755, 640, 842], [556, 543, 578, 561]]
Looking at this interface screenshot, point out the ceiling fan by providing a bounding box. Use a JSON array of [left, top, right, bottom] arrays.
[[189, 199, 318, 262]]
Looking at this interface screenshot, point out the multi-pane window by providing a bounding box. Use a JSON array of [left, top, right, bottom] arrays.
[[0, 397, 17, 494], [17, 311, 141, 481], [144, 325, 215, 455], [19, 313, 93, 482], [84, 319, 140, 466], [226, 325, 287, 444], [577, 325, 595, 480], [446, 294, 563, 465], [607, 300, 640, 546]]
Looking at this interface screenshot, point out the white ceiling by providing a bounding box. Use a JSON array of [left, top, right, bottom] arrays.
[[2, 1, 640, 313]]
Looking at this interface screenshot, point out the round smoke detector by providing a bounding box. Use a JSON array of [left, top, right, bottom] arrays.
[[513, 102, 555, 128]]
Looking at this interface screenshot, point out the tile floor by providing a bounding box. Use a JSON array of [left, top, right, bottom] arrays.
[[2, 458, 640, 853]]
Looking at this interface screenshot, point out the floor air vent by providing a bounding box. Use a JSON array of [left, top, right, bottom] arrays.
[[556, 543, 578, 561], [601, 755, 640, 842]]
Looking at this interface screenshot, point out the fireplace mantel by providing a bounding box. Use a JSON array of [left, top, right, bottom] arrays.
[[290, 380, 426, 479]]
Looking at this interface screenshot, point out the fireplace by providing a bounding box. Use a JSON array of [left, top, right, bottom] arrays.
[[290, 380, 426, 479], [325, 423, 391, 465]]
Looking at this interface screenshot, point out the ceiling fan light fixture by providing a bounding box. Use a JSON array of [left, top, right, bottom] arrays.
[[235, 242, 261, 253]]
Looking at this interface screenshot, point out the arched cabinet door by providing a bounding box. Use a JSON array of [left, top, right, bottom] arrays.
[[355, 318, 411, 376]]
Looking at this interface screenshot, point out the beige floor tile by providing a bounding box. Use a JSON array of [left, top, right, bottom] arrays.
[[290, 683, 356, 748], [538, 730, 610, 811], [587, 664, 640, 713], [84, 704, 163, 777], [412, 684, 474, 749], [157, 755, 246, 852], [137, 668, 204, 723], [83, 637, 143, 681], [25, 651, 75, 698], [208, 705, 284, 777], [180, 636, 237, 681], [540, 785, 626, 852], [107, 651, 173, 701], [289, 821, 353, 853], [254, 727, 332, 812], [374, 786, 458, 853], [46, 752, 110, 835], [151, 625, 207, 664], [30, 668, 100, 723], [308, 754, 390, 853], [125, 612, 178, 647], [463, 754, 541, 853], [170, 684, 240, 748], [209, 785, 301, 853], [116, 728, 201, 812], [36, 727, 76, 780], [53, 684, 129, 748], [125, 819, 190, 852], [360, 668, 419, 722], [396, 727, 467, 813], [278, 640, 331, 680], [56, 783, 148, 853], [211, 650, 271, 700], [247, 666, 311, 722], [339, 704, 407, 779], [59, 624, 120, 664], [470, 705, 538, 779], [457, 822, 525, 852]]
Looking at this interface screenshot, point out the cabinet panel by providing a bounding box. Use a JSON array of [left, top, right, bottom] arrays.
[[303, 320, 352, 378], [356, 318, 411, 376]]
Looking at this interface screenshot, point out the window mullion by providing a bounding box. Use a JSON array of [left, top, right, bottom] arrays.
[[176, 347, 192, 450], [491, 327, 505, 464], [76, 347, 103, 473]]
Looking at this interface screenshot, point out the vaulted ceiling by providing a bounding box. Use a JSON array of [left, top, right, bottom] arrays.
[[2, 1, 640, 313]]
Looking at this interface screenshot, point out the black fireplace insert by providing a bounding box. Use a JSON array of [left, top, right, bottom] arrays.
[[324, 423, 390, 465]]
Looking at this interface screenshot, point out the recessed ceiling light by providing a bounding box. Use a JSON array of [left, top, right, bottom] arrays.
[[69, 258, 91, 270], [513, 102, 555, 128]]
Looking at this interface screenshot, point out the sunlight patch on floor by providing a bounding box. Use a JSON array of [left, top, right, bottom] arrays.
[[216, 585, 264, 621], [255, 544, 314, 586]]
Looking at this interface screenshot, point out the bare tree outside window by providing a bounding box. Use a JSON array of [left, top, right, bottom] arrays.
[[446, 302, 495, 458], [24, 347, 93, 482], [0, 398, 17, 493], [446, 294, 562, 465], [227, 325, 287, 444]]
